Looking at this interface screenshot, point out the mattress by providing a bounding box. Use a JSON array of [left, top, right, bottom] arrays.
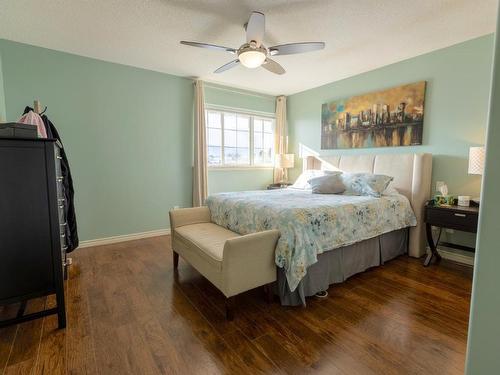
[[206, 189, 416, 291]]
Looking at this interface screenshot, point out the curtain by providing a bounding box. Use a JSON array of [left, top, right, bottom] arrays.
[[193, 80, 208, 207], [274, 95, 288, 183]]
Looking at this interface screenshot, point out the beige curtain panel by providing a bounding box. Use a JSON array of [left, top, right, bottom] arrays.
[[274, 95, 288, 183], [193, 80, 208, 207]]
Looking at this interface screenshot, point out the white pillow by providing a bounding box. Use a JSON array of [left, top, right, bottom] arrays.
[[290, 170, 340, 190]]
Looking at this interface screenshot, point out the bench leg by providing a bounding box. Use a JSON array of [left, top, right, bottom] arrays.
[[225, 296, 235, 321], [173, 251, 179, 269]]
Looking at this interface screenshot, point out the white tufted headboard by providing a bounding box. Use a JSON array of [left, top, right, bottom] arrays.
[[304, 153, 432, 258]]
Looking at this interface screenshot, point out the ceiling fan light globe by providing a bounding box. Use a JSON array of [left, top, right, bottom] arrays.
[[239, 50, 266, 68]]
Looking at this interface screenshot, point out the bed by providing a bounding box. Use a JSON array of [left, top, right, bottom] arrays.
[[206, 153, 432, 305]]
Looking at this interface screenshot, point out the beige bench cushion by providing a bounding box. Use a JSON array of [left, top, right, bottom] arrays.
[[175, 223, 240, 270]]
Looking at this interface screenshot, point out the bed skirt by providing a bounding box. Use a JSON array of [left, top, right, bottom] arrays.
[[276, 229, 409, 306]]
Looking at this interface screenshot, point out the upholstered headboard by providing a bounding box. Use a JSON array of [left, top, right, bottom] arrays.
[[304, 153, 432, 258]]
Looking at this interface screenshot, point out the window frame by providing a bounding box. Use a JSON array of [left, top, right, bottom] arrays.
[[205, 106, 276, 169]]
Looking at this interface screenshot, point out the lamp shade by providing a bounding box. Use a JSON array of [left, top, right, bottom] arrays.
[[468, 146, 485, 175], [275, 154, 295, 169]]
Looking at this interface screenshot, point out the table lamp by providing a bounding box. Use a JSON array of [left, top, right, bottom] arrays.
[[275, 154, 295, 184], [468, 146, 485, 204]]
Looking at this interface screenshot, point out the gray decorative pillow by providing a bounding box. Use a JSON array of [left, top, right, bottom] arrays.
[[307, 174, 346, 194], [342, 173, 394, 197]]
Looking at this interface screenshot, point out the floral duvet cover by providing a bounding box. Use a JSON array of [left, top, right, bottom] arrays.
[[206, 189, 416, 291]]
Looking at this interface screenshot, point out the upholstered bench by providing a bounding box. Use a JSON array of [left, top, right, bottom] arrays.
[[169, 206, 280, 320]]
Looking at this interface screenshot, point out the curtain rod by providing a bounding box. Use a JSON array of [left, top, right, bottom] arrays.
[[205, 104, 275, 118]]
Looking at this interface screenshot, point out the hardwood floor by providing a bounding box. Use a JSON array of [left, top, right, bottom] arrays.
[[0, 236, 473, 375]]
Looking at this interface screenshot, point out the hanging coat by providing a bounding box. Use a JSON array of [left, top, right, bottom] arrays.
[[23, 106, 79, 252]]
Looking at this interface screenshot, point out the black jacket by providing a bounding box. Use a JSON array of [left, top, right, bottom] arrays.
[[23, 107, 79, 252]]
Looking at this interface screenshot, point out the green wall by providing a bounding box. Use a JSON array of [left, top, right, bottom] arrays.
[[0, 50, 6, 122], [0, 39, 276, 241], [1, 34, 493, 248], [205, 84, 275, 194], [208, 168, 273, 193], [288, 35, 494, 247], [0, 39, 194, 242], [466, 5, 500, 373], [205, 83, 275, 114]]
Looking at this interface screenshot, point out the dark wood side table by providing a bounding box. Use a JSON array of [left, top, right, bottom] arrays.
[[424, 201, 479, 266]]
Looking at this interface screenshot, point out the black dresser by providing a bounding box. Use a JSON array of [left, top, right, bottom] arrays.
[[0, 138, 66, 328]]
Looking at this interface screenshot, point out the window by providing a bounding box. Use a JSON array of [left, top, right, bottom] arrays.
[[206, 109, 275, 167]]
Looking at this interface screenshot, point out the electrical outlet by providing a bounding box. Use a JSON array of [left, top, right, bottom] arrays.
[[436, 181, 445, 191]]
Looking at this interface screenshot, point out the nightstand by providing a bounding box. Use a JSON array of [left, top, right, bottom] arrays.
[[424, 201, 479, 266], [267, 183, 292, 190]]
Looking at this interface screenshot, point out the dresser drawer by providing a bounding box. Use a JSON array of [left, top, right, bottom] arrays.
[[58, 201, 66, 222], [425, 207, 478, 232], [56, 176, 64, 200]]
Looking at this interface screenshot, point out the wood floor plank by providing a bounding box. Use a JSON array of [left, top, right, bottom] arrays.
[[66, 254, 98, 375], [0, 305, 20, 372], [220, 329, 283, 375], [169, 283, 259, 374], [353, 275, 469, 342], [324, 282, 467, 373], [85, 255, 138, 375], [0, 236, 473, 375], [32, 295, 66, 375], [4, 298, 46, 375], [254, 332, 314, 375], [175, 278, 239, 336], [122, 283, 190, 375]]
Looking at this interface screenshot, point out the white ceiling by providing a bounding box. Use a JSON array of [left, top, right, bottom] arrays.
[[0, 0, 498, 95]]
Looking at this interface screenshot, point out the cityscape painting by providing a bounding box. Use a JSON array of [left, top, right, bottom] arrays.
[[321, 81, 426, 149]]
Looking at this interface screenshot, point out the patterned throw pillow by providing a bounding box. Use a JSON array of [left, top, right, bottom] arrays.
[[307, 174, 346, 194], [342, 173, 394, 197]]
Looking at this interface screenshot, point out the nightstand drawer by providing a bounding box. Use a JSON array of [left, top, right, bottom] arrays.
[[425, 207, 478, 232]]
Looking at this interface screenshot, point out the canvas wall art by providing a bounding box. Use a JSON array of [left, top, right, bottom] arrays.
[[321, 81, 426, 149]]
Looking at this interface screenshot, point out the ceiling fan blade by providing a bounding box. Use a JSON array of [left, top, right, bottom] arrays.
[[262, 58, 285, 75], [214, 59, 240, 73], [269, 42, 325, 56], [246, 11, 265, 46], [180, 41, 236, 54]]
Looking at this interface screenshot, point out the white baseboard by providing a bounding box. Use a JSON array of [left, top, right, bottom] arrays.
[[427, 245, 475, 266], [79, 228, 171, 248]]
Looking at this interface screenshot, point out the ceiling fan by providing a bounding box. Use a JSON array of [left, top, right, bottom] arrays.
[[180, 11, 325, 75]]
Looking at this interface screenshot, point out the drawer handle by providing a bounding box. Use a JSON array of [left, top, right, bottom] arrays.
[[60, 222, 67, 227], [57, 177, 64, 182], [59, 205, 64, 209], [56, 156, 62, 160], [61, 233, 66, 238], [454, 213, 466, 217], [62, 246, 68, 250]]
